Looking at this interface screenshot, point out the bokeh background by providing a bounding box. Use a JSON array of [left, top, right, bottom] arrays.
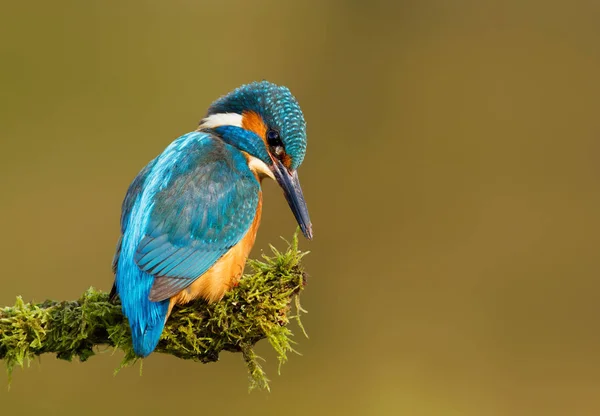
[[1, 1, 600, 415]]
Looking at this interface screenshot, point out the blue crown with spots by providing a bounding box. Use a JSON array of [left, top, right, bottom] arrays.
[[207, 81, 307, 169]]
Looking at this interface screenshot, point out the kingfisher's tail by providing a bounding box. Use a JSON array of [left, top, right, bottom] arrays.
[[129, 302, 170, 357], [115, 267, 171, 357]]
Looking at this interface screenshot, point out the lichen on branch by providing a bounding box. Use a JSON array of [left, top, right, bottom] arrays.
[[0, 233, 309, 391]]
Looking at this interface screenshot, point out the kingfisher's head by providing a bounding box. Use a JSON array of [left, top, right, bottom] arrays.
[[198, 81, 312, 239]]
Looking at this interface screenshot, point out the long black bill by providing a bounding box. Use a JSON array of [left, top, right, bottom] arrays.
[[271, 159, 313, 240]]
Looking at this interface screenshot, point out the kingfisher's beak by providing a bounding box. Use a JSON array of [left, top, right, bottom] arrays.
[[271, 159, 313, 240]]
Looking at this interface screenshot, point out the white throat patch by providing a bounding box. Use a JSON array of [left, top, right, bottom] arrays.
[[247, 155, 275, 181]]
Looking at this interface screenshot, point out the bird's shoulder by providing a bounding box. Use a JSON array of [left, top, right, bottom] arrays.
[[156, 131, 258, 195], [120, 131, 258, 227]]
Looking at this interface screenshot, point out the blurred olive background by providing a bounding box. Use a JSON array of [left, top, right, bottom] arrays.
[[1, 1, 600, 415]]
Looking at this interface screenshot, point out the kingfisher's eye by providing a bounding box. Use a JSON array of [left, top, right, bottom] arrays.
[[266, 129, 281, 145], [266, 129, 285, 158]]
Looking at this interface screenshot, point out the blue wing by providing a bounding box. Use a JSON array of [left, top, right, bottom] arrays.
[[113, 131, 259, 356], [121, 131, 259, 301]]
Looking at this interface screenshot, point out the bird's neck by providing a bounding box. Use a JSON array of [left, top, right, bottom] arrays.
[[201, 124, 272, 170]]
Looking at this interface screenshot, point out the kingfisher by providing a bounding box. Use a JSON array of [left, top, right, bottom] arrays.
[[110, 81, 312, 357]]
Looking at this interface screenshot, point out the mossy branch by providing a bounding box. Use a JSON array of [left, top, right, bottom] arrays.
[[0, 233, 309, 391]]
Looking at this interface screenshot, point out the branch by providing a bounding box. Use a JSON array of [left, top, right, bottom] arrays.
[[0, 233, 309, 391]]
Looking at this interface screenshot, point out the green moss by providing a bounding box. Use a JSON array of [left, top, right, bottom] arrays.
[[0, 232, 309, 391]]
